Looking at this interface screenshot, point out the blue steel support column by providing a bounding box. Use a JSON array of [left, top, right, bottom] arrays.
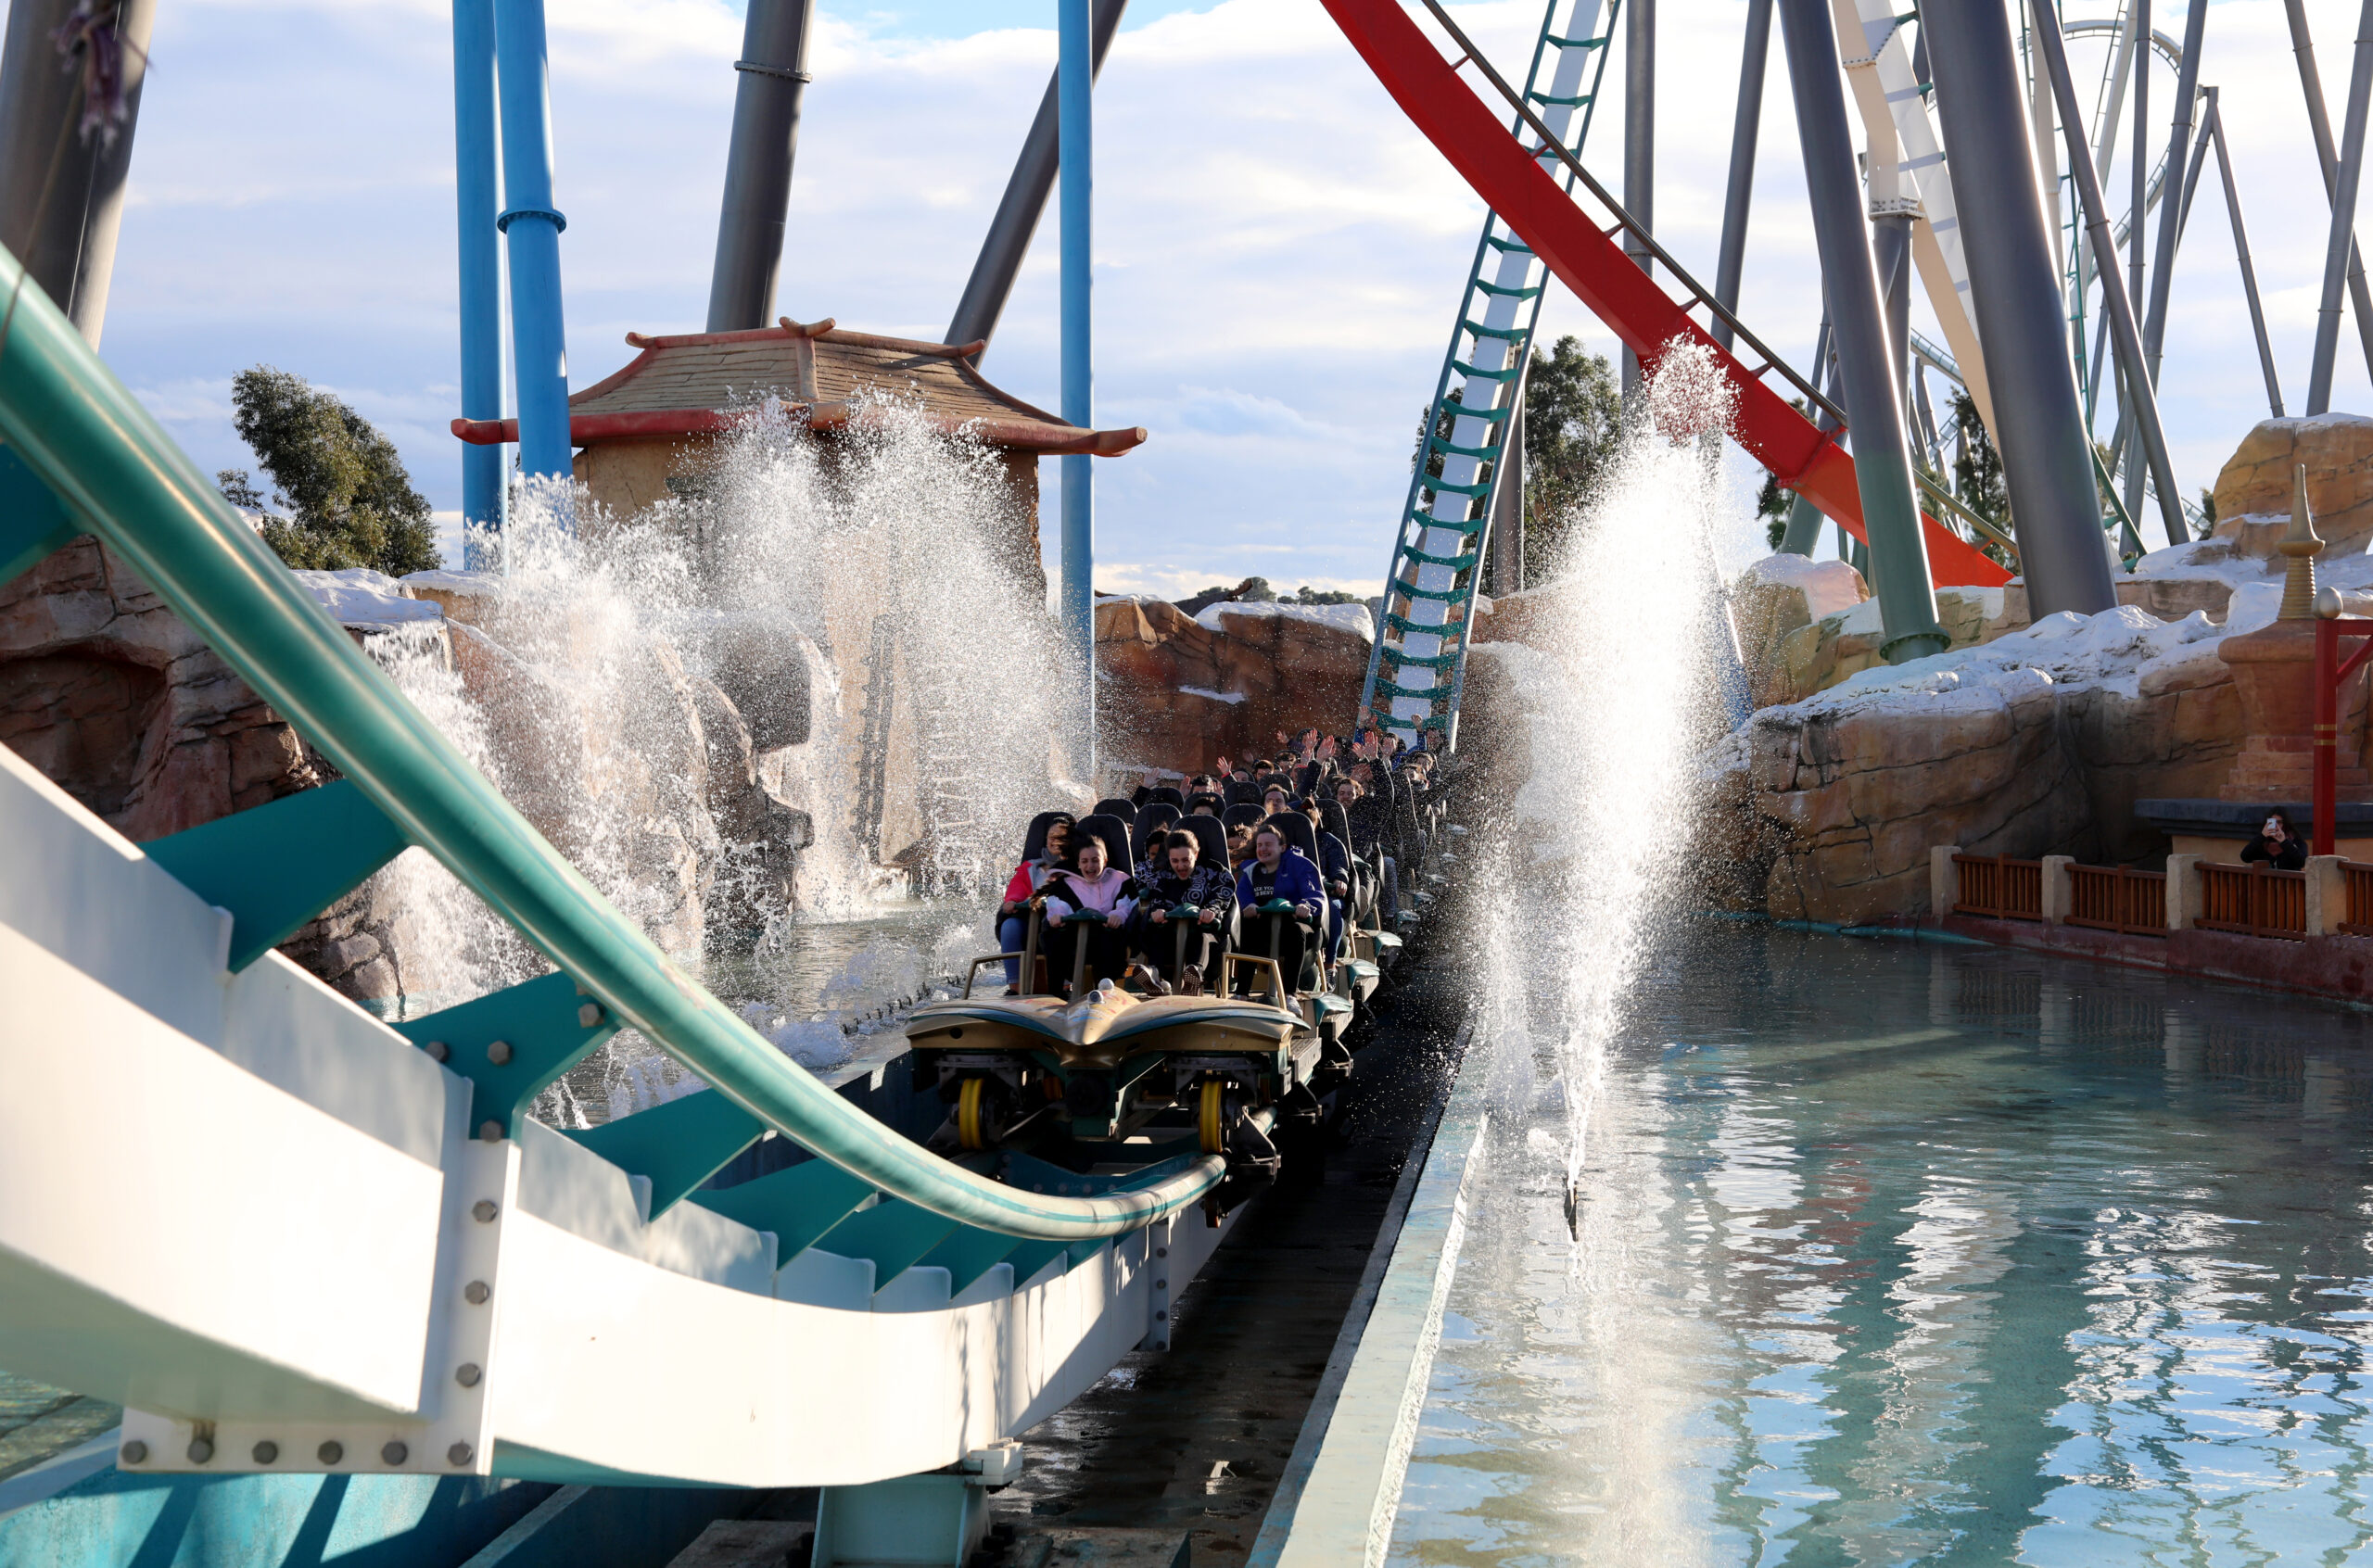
[[453, 0, 505, 563], [1059, 0, 1095, 772], [494, 0, 574, 491], [1923, 0, 2115, 614], [1775, 0, 1946, 661]]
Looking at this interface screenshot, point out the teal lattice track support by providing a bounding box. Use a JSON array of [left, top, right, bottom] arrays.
[[0, 446, 77, 583], [565, 1089, 770, 1218], [394, 970, 621, 1138], [1357, 0, 1623, 751], [141, 779, 411, 971]]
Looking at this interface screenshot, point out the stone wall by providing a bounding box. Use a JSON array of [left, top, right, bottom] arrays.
[[1095, 599, 1371, 770], [2214, 413, 2373, 555]]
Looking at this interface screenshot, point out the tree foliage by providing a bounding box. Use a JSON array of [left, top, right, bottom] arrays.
[[1951, 388, 2009, 531], [1519, 335, 1622, 570], [219, 366, 439, 576]]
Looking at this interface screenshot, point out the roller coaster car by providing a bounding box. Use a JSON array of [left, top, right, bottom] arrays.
[[907, 945, 1323, 1160]]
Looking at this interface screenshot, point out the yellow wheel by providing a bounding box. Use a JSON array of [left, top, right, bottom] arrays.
[[1198, 1079, 1226, 1155], [958, 1077, 988, 1151]]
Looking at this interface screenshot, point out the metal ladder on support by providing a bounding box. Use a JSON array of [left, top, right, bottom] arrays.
[[1357, 0, 1620, 750]]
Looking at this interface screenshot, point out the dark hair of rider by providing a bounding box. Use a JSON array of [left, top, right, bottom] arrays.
[[1254, 823, 1284, 847]]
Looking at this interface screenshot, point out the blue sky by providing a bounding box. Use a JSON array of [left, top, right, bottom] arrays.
[[77, 0, 2373, 597]]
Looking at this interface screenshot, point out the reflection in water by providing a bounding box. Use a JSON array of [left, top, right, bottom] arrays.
[[1391, 926, 2373, 1566]]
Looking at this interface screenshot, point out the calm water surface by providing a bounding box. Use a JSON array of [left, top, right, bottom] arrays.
[[1391, 926, 2373, 1566]]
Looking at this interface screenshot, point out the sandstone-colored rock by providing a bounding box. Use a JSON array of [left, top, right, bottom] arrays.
[[1095, 598, 1370, 769], [2212, 413, 2373, 555]]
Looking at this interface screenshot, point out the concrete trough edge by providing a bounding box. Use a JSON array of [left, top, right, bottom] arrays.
[[1248, 1007, 1489, 1568]]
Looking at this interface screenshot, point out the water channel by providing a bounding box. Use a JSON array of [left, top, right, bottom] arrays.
[[1392, 925, 2373, 1566]]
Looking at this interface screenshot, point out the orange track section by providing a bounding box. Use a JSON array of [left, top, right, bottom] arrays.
[[1319, 0, 2011, 589]]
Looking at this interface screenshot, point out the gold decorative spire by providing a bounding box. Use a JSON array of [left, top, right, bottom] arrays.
[[2278, 462, 2325, 621]]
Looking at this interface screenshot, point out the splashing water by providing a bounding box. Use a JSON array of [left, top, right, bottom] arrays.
[[356, 401, 1072, 1120], [1472, 343, 1744, 1262]]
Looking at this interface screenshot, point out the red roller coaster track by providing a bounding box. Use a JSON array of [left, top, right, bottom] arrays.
[[1319, 0, 2012, 590]]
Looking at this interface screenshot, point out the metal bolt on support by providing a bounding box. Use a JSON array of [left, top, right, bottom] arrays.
[[473, 1200, 500, 1223], [318, 1440, 344, 1464], [119, 1440, 146, 1464], [185, 1438, 213, 1464], [478, 1120, 504, 1143], [456, 1362, 483, 1387], [251, 1440, 279, 1464], [1155, 1278, 1167, 1289], [382, 1441, 409, 1466], [577, 1002, 603, 1028], [1155, 1246, 1168, 1258], [465, 1280, 491, 1305], [486, 1040, 513, 1066], [449, 1442, 475, 1467], [425, 1041, 450, 1062], [1155, 1309, 1168, 1321]]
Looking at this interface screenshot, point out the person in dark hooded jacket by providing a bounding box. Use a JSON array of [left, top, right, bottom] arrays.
[[1131, 832, 1237, 989], [996, 813, 1073, 989]]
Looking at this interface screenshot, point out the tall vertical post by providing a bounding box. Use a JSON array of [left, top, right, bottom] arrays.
[[1778, 322, 1837, 556], [454, 0, 505, 560], [2142, 0, 2204, 385], [945, 0, 1126, 356], [494, 0, 574, 488], [1777, 0, 1945, 660], [2031, 0, 2187, 548], [705, 0, 814, 333], [2284, 0, 2373, 383], [0, 0, 159, 347], [1488, 399, 1525, 597], [2310, 0, 2373, 416], [1621, 0, 1655, 401], [1924, 0, 2111, 613], [2123, 0, 2148, 527], [1711, 0, 1772, 352], [1059, 0, 1095, 773], [2206, 99, 2285, 416]]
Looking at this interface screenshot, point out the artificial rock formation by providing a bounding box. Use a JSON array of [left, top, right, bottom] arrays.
[[2214, 414, 2373, 556], [1095, 599, 1371, 769]]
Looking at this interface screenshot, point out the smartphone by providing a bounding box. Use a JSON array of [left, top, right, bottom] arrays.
[[2265, 816, 2284, 836]]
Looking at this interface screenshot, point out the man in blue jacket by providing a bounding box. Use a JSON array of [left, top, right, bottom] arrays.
[[1236, 823, 1326, 993]]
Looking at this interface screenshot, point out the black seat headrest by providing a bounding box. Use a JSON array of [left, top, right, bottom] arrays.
[[1222, 803, 1265, 831], [1223, 779, 1261, 807], [1179, 815, 1229, 872], [1266, 811, 1319, 860], [1131, 803, 1182, 864], [1093, 796, 1138, 824], [1019, 810, 1075, 866], [1149, 786, 1186, 809], [1073, 813, 1134, 875]]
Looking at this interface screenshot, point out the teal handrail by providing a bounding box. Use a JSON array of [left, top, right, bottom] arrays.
[[0, 247, 1213, 1241]]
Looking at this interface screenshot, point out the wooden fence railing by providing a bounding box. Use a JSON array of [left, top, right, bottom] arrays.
[[2344, 861, 2373, 938], [2064, 865, 2167, 936], [1953, 854, 2042, 921], [2198, 862, 2307, 941]]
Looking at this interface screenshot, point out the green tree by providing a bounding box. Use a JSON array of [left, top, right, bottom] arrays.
[[219, 365, 439, 575], [1520, 335, 1622, 569], [1951, 387, 2009, 532]]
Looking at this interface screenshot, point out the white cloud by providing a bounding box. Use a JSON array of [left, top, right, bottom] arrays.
[[91, 0, 2373, 589]]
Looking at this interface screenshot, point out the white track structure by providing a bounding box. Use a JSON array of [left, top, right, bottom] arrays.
[[0, 742, 1234, 1488]]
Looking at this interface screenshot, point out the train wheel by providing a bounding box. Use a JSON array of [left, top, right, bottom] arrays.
[[1198, 1079, 1226, 1155], [958, 1077, 988, 1151]]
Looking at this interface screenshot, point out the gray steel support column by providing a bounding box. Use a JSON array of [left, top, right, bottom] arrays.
[[944, 0, 1126, 355], [705, 0, 815, 332], [2032, 0, 2187, 547], [2141, 0, 2204, 386], [2310, 0, 2373, 415], [2123, 0, 2148, 526], [1776, 0, 1945, 658], [1777, 323, 1836, 556], [1711, 0, 1772, 351], [0, 0, 158, 346], [1875, 213, 1913, 403], [1923, 0, 2115, 613], [2284, 0, 2373, 384], [2205, 97, 2285, 415], [1622, 0, 1655, 400], [1487, 400, 1525, 596]]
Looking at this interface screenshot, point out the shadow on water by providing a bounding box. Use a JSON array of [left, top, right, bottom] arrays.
[[1390, 922, 2373, 1566]]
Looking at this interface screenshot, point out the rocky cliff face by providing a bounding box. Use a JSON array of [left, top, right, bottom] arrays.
[[2214, 414, 2373, 555], [1095, 598, 1372, 769]]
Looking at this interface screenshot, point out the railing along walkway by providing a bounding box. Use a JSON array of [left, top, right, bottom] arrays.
[[1952, 854, 2042, 921], [2064, 865, 2166, 937], [2199, 862, 2307, 942]]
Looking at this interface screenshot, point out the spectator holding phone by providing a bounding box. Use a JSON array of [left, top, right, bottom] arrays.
[[2240, 810, 2308, 871]]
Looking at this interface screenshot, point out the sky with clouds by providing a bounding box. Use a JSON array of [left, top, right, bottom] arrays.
[[78, 0, 2373, 600]]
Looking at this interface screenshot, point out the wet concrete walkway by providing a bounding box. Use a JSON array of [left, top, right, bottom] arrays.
[[988, 948, 1466, 1566]]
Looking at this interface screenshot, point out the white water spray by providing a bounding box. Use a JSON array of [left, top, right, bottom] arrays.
[[1475, 344, 1744, 1261]]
